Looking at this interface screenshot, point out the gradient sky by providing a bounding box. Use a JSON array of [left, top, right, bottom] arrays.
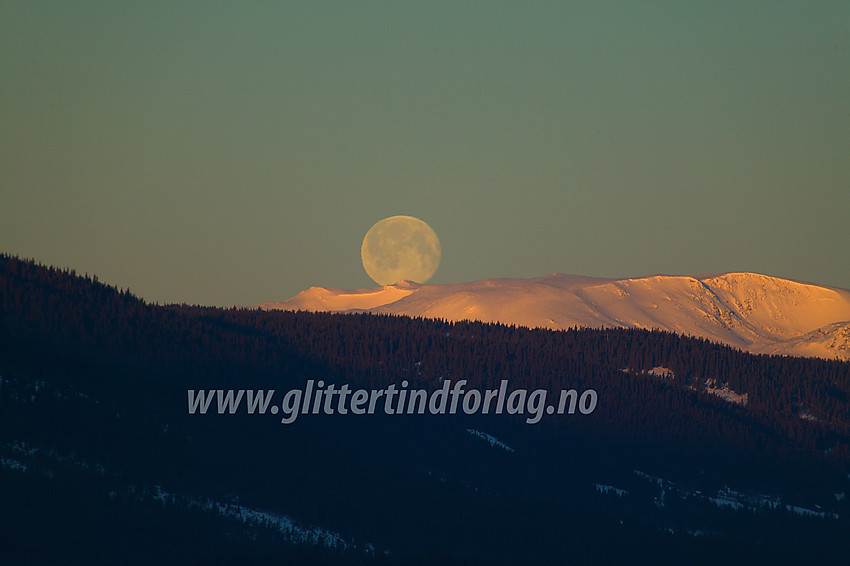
[[2, 1, 848, 306]]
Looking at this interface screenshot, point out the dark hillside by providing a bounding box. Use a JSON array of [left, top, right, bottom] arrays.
[[2, 253, 848, 564]]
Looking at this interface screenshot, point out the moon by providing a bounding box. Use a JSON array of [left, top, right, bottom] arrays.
[[361, 216, 441, 286]]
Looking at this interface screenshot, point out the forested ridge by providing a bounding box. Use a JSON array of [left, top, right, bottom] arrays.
[[2, 253, 849, 565], [4, 253, 847, 469]]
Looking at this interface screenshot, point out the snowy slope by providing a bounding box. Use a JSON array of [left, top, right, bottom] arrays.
[[260, 273, 850, 361], [277, 280, 421, 312]]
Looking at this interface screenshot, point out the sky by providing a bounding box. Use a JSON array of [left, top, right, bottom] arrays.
[[2, 1, 848, 306]]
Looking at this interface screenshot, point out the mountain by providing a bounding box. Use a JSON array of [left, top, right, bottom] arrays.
[[261, 272, 850, 361]]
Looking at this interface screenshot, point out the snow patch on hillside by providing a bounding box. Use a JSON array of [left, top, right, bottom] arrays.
[[703, 380, 748, 406], [632, 470, 836, 519], [0, 441, 376, 554], [152, 486, 364, 550], [596, 484, 628, 497], [466, 429, 515, 452], [648, 366, 674, 379], [785, 504, 839, 520], [0, 458, 27, 472]]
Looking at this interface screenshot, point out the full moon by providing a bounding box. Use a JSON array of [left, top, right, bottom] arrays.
[[361, 216, 441, 286]]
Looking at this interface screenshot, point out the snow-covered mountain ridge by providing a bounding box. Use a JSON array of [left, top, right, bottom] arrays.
[[260, 273, 850, 361]]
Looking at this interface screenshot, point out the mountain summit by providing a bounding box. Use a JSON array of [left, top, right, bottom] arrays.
[[261, 273, 850, 361]]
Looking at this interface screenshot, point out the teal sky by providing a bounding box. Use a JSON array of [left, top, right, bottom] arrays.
[[2, 1, 848, 306]]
